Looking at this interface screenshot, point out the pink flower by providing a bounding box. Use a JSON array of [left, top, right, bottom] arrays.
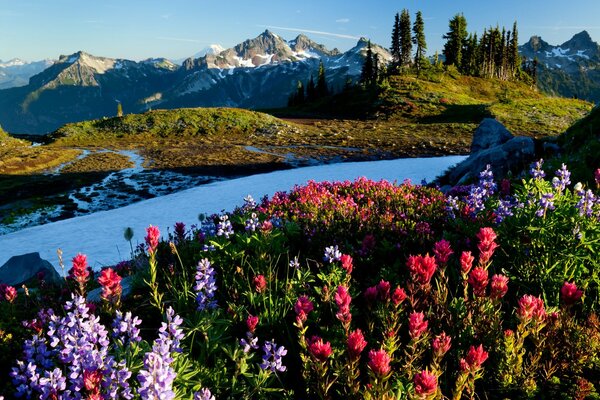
[[261, 220, 273, 232], [490, 274, 509, 299], [561, 281, 583, 305], [69, 253, 90, 286], [409, 312, 429, 339], [377, 280, 391, 301], [460, 251, 474, 274], [340, 254, 353, 274], [368, 349, 391, 376], [476, 227, 498, 265], [1, 285, 17, 303], [517, 294, 546, 322], [246, 314, 259, 333], [253, 275, 267, 293], [414, 369, 438, 395], [409, 254, 437, 285], [145, 225, 161, 253], [294, 295, 313, 322], [500, 179, 511, 196], [392, 286, 407, 306], [364, 286, 378, 303], [83, 369, 102, 393], [595, 168, 600, 186], [347, 329, 367, 360], [468, 267, 489, 297], [98, 268, 122, 302], [433, 239, 453, 265], [432, 332, 451, 358], [461, 344, 489, 371], [307, 336, 332, 362], [335, 285, 352, 323]]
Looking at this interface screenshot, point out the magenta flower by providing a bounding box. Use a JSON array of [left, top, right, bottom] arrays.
[[307, 336, 332, 362], [414, 369, 438, 395], [490, 274, 509, 299], [145, 225, 160, 253], [69, 253, 90, 286], [460, 344, 489, 372], [561, 281, 583, 305], [294, 295, 313, 322], [433, 239, 453, 265], [460, 251, 474, 274], [97, 268, 122, 303], [340, 254, 353, 274], [392, 286, 407, 306], [477, 227, 498, 265], [367, 349, 391, 377], [377, 280, 391, 302], [335, 285, 352, 323], [468, 267, 489, 297], [246, 314, 259, 333], [347, 329, 367, 360], [409, 312, 429, 339], [517, 294, 546, 322], [253, 275, 267, 293], [432, 332, 451, 358]]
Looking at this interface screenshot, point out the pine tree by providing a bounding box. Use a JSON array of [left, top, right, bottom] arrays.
[[117, 102, 123, 117], [390, 12, 401, 70], [461, 33, 478, 76], [510, 21, 521, 78], [316, 60, 328, 97], [443, 13, 468, 67], [399, 9, 413, 67], [296, 80, 305, 104], [306, 75, 316, 101], [360, 40, 374, 86], [373, 53, 379, 85], [412, 11, 427, 77]]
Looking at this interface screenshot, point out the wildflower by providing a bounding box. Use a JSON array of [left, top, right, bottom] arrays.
[[409, 254, 437, 285], [517, 295, 546, 322], [246, 314, 259, 333], [145, 225, 161, 253], [245, 213, 260, 232], [98, 268, 122, 303], [68, 253, 90, 286], [495, 198, 515, 223], [460, 251, 474, 274], [294, 295, 313, 322], [476, 227, 498, 265], [377, 280, 391, 302], [553, 163, 571, 191], [432, 332, 451, 358], [216, 215, 234, 238], [289, 256, 300, 269], [112, 310, 142, 345], [446, 195, 460, 219], [347, 329, 367, 360], [261, 220, 273, 232], [194, 388, 216, 400], [500, 179, 511, 196], [323, 245, 342, 263], [433, 239, 453, 265], [307, 336, 332, 362], [468, 267, 489, 297], [364, 286, 378, 304], [561, 281, 584, 305], [460, 345, 489, 371], [595, 169, 600, 187], [490, 274, 509, 299], [243, 194, 257, 210], [195, 258, 218, 312], [536, 192, 555, 217], [240, 332, 259, 353], [260, 340, 287, 372], [253, 275, 267, 293], [530, 159, 545, 180], [1, 285, 17, 303], [392, 286, 407, 306], [576, 189, 596, 217], [174, 222, 186, 240], [38, 368, 67, 398], [335, 285, 352, 323], [409, 312, 429, 339], [340, 254, 353, 274], [83, 369, 102, 393], [367, 349, 391, 377], [414, 369, 438, 396]]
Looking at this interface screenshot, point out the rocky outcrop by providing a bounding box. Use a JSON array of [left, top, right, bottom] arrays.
[[0, 252, 62, 286], [447, 119, 536, 185]]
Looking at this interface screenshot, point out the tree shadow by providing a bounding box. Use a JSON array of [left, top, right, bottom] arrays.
[[419, 104, 492, 124]]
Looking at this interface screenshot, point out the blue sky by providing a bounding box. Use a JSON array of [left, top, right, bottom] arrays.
[[1, 0, 600, 61]]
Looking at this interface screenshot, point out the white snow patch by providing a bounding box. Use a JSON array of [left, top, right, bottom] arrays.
[[0, 157, 466, 270]]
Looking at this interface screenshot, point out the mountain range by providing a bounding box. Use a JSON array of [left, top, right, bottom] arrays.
[[0, 30, 391, 134], [519, 30, 600, 102]]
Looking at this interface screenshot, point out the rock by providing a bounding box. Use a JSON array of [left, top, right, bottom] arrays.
[[0, 252, 62, 287], [470, 118, 514, 154]]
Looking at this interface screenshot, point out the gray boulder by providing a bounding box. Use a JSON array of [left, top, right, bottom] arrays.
[[470, 118, 514, 153], [0, 252, 62, 286]]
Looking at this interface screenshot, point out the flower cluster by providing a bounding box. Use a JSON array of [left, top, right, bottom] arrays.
[[195, 258, 218, 312], [216, 214, 234, 238], [98, 268, 122, 303], [260, 340, 287, 372]]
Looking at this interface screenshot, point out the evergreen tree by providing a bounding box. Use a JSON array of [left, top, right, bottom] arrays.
[[360, 40, 375, 86], [390, 12, 401, 69], [316, 60, 329, 97], [443, 13, 468, 67], [343, 75, 353, 92], [306, 75, 316, 101], [510, 21, 521, 78], [117, 102, 123, 117], [373, 54, 379, 84], [296, 80, 305, 104], [399, 9, 413, 67], [412, 11, 427, 77], [461, 33, 479, 76]]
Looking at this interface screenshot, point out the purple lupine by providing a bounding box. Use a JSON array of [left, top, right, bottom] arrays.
[[553, 164, 571, 191], [195, 258, 218, 312], [495, 198, 515, 224], [576, 189, 596, 217], [137, 307, 184, 400], [324, 245, 342, 263], [530, 159, 545, 180], [479, 165, 497, 196], [240, 331, 259, 353], [536, 192, 555, 217], [112, 310, 142, 346], [243, 194, 257, 211], [216, 215, 234, 238], [38, 368, 66, 399], [194, 388, 216, 400], [289, 256, 300, 269], [245, 213, 260, 232], [446, 195, 460, 219], [259, 340, 288, 373]]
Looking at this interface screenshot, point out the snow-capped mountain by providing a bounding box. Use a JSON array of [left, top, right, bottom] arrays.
[[0, 58, 54, 89], [519, 30, 600, 102], [0, 31, 391, 134]]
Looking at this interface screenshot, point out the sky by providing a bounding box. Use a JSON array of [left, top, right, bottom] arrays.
[[1, 0, 600, 61]]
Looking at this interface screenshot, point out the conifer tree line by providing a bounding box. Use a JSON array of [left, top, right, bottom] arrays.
[[442, 14, 522, 81], [389, 9, 427, 75], [288, 60, 330, 106]]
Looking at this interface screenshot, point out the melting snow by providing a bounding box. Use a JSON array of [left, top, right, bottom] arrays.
[[0, 156, 466, 270]]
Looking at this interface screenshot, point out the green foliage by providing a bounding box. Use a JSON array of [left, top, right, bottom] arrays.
[[443, 13, 468, 68]]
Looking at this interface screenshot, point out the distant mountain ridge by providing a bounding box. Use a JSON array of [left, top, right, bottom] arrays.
[[0, 30, 391, 134], [0, 58, 53, 89], [519, 30, 600, 102]]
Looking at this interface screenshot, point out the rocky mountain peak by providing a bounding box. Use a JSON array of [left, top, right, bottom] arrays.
[[289, 34, 340, 57], [561, 30, 597, 51], [524, 35, 551, 53]]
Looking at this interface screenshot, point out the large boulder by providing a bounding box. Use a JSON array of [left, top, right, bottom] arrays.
[[0, 252, 62, 286], [470, 118, 514, 153]]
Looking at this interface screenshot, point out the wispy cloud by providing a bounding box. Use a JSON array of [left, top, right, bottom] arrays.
[[336, 18, 350, 24], [259, 25, 361, 40], [156, 36, 204, 44], [161, 13, 172, 20]]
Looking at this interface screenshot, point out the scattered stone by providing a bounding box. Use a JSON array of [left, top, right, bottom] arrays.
[[0, 252, 62, 286], [470, 118, 514, 153]]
